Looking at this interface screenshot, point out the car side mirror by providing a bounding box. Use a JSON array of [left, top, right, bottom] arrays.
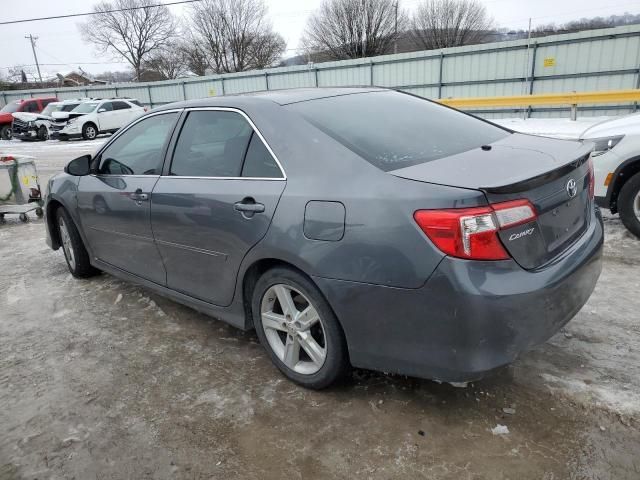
[[98, 108, 106, 113], [65, 155, 92, 176]]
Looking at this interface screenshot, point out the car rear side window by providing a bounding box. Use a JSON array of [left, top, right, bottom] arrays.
[[170, 110, 253, 177], [287, 91, 510, 172], [23, 101, 39, 113], [98, 113, 178, 175], [241, 133, 282, 178], [112, 101, 131, 110]]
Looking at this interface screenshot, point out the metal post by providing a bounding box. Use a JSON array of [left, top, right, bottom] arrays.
[[114, 86, 119, 98], [265, 72, 269, 90], [570, 104, 578, 121], [84, 89, 89, 98], [147, 85, 153, 107], [438, 52, 444, 99], [634, 67, 640, 112], [181, 81, 187, 100], [527, 42, 538, 118], [370, 62, 374, 86], [1, 92, 6, 106], [314, 68, 319, 87], [220, 77, 225, 96]]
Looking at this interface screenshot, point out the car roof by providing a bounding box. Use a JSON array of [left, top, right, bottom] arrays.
[[155, 87, 386, 111]]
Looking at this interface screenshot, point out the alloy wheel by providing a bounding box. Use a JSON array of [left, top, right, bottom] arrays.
[[260, 284, 327, 375], [86, 126, 96, 139], [58, 217, 76, 270]]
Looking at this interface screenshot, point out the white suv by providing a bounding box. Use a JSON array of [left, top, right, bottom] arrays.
[[581, 114, 640, 238], [51, 98, 146, 141], [12, 99, 85, 141]]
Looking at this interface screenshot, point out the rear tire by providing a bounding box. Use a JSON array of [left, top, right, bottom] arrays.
[[0, 125, 12, 140], [55, 207, 99, 278], [618, 171, 640, 239], [252, 267, 350, 389]]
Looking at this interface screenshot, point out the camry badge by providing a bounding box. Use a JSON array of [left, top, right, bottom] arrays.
[[566, 178, 577, 198]]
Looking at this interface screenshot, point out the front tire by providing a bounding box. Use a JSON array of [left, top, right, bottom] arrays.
[[37, 125, 49, 140], [0, 125, 12, 140], [56, 207, 99, 278], [82, 123, 98, 140], [618, 171, 640, 239], [252, 267, 349, 389]]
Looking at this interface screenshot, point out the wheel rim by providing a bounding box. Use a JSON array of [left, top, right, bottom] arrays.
[[633, 191, 640, 221], [260, 284, 327, 375], [86, 126, 96, 138], [58, 217, 76, 270]]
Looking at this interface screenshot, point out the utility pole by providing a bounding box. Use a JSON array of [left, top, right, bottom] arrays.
[[394, 1, 399, 54], [25, 34, 43, 85]]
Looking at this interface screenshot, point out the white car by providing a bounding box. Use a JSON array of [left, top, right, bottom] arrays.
[[11, 99, 86, 141], [580, 114, 640, 238], [51, 98, 146, 141]]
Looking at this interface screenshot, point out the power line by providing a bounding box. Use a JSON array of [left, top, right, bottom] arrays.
[[0, 0, 204, 26]]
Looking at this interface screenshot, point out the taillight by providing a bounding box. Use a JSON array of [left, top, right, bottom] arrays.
[[587, 158, 595, 199], [414, 200, 537, 261]]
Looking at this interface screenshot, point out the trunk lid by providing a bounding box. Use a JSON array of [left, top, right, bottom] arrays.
[[391, 133, 593, 269]]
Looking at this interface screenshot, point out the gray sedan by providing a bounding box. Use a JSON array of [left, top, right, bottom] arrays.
[[44, 88, 603, 389]]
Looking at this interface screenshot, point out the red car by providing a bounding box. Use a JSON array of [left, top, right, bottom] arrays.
[[0, 97, 58, 140]]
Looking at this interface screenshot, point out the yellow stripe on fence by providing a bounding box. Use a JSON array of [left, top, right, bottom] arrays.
[[438, 89, 640, 109]]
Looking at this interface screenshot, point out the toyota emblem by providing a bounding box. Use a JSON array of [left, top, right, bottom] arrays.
[[566, 178, 577, 198]]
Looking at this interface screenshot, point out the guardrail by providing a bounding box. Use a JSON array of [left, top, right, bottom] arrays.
[[438, 89, 640, 120]]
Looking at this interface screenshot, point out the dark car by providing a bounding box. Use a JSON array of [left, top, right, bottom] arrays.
[[43, 88, 603, 389]]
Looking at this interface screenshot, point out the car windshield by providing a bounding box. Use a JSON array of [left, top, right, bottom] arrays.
[[72, 102, 99, 114], [287, 91, 510, 172], [41, 104, 63, 116], [0, 102, 20, 113]]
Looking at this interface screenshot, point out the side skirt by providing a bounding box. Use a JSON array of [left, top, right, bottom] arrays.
[[92, 258, 249, 330]]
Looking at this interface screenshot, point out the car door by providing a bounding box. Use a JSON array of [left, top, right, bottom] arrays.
[[111, 100, 136, 130], [76, 111, 181, 284], [96, 101, 115, 130], [151, 108, 286, 306]]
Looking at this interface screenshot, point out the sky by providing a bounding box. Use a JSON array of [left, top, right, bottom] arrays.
[[1, 0, 639, 78]]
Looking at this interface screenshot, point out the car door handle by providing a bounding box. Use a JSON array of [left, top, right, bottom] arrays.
[[234, 198, 265, 214], [130, 189, 149, 201]]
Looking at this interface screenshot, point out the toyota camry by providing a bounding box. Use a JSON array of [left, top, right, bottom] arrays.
[[44, 88, 603, 389]]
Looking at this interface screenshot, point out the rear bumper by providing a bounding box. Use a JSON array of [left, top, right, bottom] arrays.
[[314, 208, 604, 382]]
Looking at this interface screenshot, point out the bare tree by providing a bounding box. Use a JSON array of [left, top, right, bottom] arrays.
[[143, 42, 190, 79], [411, 0, 494, 50], [302, 0, 406, 60], [189, 0, 286, 73], [79, 0, 177, 81], [178, 30, 211, 76]]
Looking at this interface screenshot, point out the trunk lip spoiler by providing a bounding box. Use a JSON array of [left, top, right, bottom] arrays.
[[481, 151, 592, 194]]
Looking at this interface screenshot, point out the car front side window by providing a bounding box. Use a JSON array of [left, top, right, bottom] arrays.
[[98, 113, 179, 175]]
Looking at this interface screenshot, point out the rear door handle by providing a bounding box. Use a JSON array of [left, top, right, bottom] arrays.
[[234, 197, 265, 217]]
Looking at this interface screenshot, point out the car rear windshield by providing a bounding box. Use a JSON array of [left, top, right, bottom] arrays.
[[286, 91, 510, 171]]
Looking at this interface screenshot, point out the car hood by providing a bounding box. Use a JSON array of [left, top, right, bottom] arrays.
[[12, 112, 53, 122], [580, 112, 640, 139], [390, 132, 593, 190]]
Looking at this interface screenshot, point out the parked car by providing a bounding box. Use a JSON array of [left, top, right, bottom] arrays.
[[11, 99, 87, 141], [43, 88, 603, 389], [581, 114, 640, 238], [50, 98, 145, 140], [0, 97, 58, 140]]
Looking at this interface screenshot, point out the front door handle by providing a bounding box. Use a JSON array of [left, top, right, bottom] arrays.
[[234, 197, 265, 218], [130, 189, 149, 202]]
